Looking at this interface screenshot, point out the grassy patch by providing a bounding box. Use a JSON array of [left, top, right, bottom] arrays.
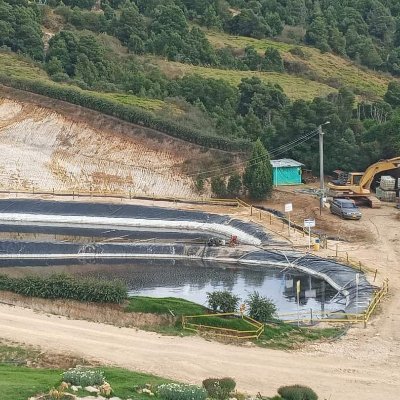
[[0, 52, 48, 80], [204, 29, 391, 98], [153, 58, 335, 101], [257, 322, 343, 350], [0, 52, 178, 114], [0, 364, 172, 400], [187, 315, 256, 331], [0, 365, 62, 400], [125, 296, 207, 316], [126, 297, 343, 348]]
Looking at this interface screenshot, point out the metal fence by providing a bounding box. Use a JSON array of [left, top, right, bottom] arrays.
[[277, 279, 389, 327], [182, 313, 264, 339]]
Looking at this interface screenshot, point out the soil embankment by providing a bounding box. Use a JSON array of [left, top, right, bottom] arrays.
[[0, 87, 234, 197]]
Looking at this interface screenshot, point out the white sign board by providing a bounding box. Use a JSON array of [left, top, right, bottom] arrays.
[[305, 289, 317, 298], [304, 219, 316, 228], [284, 203, 293, 213]]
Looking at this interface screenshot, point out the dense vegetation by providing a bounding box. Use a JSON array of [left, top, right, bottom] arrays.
[[1, 0, 400, 184], [0, 273, 127, 303]]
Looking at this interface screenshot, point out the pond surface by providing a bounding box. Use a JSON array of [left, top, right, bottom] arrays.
[[1, 258, 345, 315]]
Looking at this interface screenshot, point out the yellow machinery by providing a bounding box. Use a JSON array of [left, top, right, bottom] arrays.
[[328, 157, 400, 208]]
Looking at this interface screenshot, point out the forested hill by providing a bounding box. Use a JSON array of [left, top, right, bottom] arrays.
[[0, 0, 400, 176]]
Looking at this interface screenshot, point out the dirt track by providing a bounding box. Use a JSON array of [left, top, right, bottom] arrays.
[[0, 303, 398, 400]]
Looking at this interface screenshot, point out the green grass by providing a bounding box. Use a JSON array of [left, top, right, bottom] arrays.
[[0, 364, 172, 400], [153, 58, 335, 101], [257, 322, 343, 350], [125, 296, 207, 316], [187, 315, 257, 331], [0, 52, 179, 114], [125, 297, 343, 349], [0, 365, 62, 400], [0, 52, 47, 80], [204, 29, 391, 98]]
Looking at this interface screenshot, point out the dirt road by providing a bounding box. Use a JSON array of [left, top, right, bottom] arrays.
[[0, 303, 398, 400]]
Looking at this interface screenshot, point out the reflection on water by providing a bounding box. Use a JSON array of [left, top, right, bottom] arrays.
[[1, 258, 344, 314]]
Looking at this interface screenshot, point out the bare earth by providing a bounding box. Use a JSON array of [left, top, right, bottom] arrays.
[[0, 97, 213, 197], [0, 194, 398, 399]]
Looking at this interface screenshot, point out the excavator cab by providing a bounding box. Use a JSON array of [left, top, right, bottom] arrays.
[[331, 170, 363, 186]]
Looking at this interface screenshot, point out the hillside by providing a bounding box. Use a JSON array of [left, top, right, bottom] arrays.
[[204, 30, 391, 98], [0, 94, 227, 197], [0, 0, 399, 192]]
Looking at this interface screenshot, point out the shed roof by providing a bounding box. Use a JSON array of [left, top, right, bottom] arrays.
[[270, 158, 304, 168]]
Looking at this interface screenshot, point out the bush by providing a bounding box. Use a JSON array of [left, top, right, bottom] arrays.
[[0, 273, 127, 304], [207, 291, 240, 313], [277, 385, 318, 400], [202, 377, 236, 400], [158, 383, 207, 400], [62, 367, 105, 387], [211, 176, 227, 197], [246, 291, 276, 322]]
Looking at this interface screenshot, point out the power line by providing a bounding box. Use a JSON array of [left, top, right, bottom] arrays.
[[186, 127, 319, 178]]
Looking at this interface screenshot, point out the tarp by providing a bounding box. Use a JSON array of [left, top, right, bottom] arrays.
[[0, 199, 275, 245]]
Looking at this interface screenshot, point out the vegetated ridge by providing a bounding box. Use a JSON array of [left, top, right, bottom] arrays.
[[0, 0, 400, 186]]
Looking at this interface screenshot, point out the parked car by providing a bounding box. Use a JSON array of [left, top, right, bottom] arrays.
[[330, 199, 362, 220]]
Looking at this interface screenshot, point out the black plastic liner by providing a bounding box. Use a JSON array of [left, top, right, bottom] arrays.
[[0, 199, 273, 244]]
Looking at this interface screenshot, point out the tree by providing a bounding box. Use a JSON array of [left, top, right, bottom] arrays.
[[384, 81, 400, 108], [261, 47, 284, 72], [243, 139, 273, 200], [246, 291, 276, 322], [305, 16, 330, 52], [243, 45, 262, 70], [243, 108, 263, 140], [46, 57, 64, 76], [110, 3, 147, 45], [211, 176, 227, 197], [227, 173, 242, 197]]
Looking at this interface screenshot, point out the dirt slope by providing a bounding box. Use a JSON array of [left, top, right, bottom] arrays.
[[0, 94, 223, 198], [0, 303, 398, 400]]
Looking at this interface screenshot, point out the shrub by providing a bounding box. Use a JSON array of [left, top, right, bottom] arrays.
[[288, 47, 307, 59], [62, 367, 105, 387], [211, 176, 227, 198], [202, 377, 236, 400], [0, 273, 127, 304], [157, 383, 207, 400], [207, 291, 240, 313], [246, 291, 276, 322], [277, 385, 318, 400]]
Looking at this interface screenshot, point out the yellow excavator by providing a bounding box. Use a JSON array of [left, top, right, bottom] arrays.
[[327, 156, 400, 208]]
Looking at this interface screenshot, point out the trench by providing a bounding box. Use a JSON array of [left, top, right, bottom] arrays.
[[0, 199, 375, 316]]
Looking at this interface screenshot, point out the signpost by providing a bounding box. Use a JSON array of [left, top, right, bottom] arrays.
[[296, 280, 301, 327], [285, 203, 293, 236], [355, 273, 360, 314], [304, 218, 316, 250]]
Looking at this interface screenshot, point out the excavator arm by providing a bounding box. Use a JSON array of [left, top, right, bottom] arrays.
[[359, 157, 400, 190]]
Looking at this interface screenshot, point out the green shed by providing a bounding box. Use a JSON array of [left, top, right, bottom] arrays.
[[271, 159, 303, 186]]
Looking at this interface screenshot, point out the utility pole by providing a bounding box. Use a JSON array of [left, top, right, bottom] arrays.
[[318, 122, 329, 215]]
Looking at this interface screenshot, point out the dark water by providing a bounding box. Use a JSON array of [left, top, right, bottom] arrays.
[[2, 259, 344, 315]]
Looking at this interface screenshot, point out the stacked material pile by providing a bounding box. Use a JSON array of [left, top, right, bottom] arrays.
[[376, 176, 396, 202]]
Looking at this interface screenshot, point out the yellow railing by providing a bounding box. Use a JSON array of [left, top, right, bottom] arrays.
[[0, 188, 239, 207], [182, 313, 264, 339], [278, 279, 389, 327]]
